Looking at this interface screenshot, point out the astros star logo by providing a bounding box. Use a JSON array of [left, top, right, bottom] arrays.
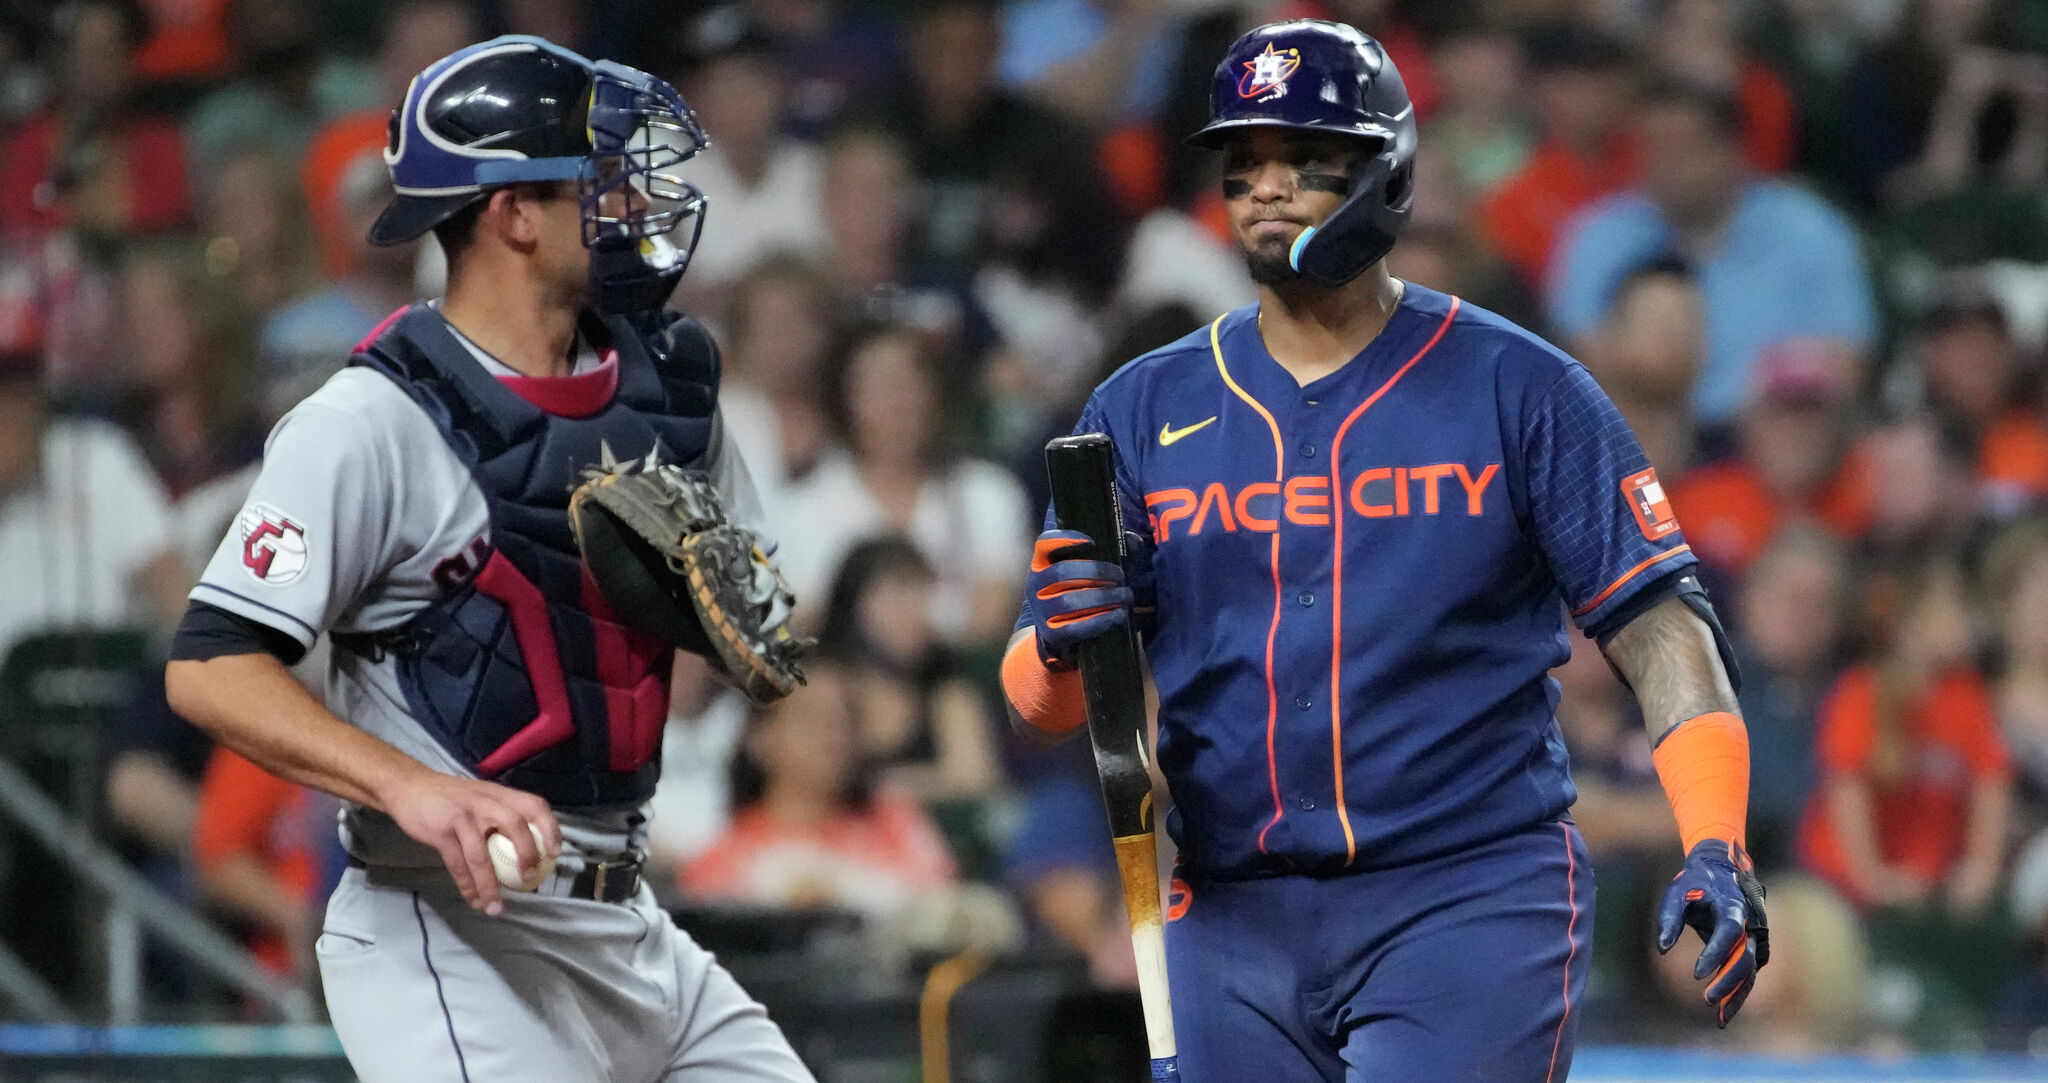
[[1237, 44, 1301, 99]]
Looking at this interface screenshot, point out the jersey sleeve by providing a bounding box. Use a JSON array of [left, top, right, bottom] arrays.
[[1522, 363, 1698, 634], [188, 401, 398, 649]]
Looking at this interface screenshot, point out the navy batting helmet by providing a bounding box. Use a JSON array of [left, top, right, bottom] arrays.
[[1188, 20, 1416, 287], [371, 35, 711, 315]]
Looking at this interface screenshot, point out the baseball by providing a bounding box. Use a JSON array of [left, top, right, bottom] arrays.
[[486, 823, 556, 892]]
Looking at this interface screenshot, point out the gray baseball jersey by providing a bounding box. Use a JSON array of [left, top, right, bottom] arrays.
[[193, 316, 813, 1083]]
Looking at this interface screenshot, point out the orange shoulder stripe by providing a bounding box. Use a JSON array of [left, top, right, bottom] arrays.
[[1569, 544, 1693, 618]]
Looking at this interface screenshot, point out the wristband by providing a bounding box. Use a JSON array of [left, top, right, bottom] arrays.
[[1651, 711, 1750, 854], [1002, 630, 1089, 737]]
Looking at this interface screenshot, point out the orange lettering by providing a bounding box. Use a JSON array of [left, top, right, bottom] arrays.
[[1454, 463, 1499, 516], [1393, 467, 1410, 516], [1145, 488, 1197, 542], [1284, 476, 1330, 525], [1189, 482, 1239, 535], [1349, 468, 1394, 517], [1411, 464, 1455, 515], [1234, 482, 1281, 532]]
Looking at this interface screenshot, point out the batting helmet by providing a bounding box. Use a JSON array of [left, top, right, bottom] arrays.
[[370, 35, 711, 315], [1188, 20, 1416, 287]]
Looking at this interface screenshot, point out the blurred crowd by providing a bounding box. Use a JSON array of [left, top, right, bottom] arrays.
[[2, 0, 2048, 1057]]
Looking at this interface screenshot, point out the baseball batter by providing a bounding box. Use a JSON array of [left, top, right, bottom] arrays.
[[164, 37, 815, 1083], [1002, 22, 1769, 1082]]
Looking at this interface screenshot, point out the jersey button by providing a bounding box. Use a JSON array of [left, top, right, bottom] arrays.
[[1297, 592, 1314, 607], [1299, 797, 1316, 811], [1295, 695, 1311, 710], [1300, 443, 1317, 458]]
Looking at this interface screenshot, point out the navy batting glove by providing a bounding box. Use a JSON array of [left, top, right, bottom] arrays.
[[1656, 839, 1770, 1028], [1028, 528, 1132, 668]]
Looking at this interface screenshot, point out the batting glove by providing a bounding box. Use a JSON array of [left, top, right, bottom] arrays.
[[1028, 528, 1132, 668], [1656, 839, 1770, 1028]]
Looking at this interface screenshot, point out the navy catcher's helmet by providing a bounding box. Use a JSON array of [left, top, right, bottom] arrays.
[[1188, 20, 1416, 287], [370, 35, 710, 315]]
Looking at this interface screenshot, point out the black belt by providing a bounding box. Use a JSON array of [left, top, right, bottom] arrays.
[[347, 854, 643, 904], [571, 857, 642, 904]]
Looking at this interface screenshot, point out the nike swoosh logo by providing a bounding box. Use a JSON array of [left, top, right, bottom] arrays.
[[1159, 417, 1218, 446]]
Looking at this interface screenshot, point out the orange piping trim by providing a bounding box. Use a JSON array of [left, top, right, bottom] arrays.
[[1569, 545, 1694, 618], [1211, 314, 1288, 854], [1325, 297, 1459, 864]]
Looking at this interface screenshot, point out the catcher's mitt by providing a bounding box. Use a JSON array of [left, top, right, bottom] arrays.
[[568, 443, 808, 704]]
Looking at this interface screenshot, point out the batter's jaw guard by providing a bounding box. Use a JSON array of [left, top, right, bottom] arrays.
[[1287, 147, 1413, 287], [370, 35, 711, 316], [1188, 19, 1418, 287]]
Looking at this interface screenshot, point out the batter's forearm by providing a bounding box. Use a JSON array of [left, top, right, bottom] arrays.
[[165, 654, 431, 813], [1599, 596, 1740, 743]]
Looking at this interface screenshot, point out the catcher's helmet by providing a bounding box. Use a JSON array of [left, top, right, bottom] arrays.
[[1188, 20, 1416, 287], [370, 35, 710, 315]]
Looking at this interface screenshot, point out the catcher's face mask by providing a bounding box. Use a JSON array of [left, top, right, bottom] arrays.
[[579, 63, 710, 315]]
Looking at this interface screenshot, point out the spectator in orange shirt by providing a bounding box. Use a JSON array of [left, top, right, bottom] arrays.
[[1666, 337, 1871, 580], [1798, 555, 2013, 916], [679, 662, 958, 923], [132, 0, 231, 85], [1476, 21, 1637, 289], [1909, 282, 2048, 517], [192, 746, 347, 982], [298, 0, 478, 283]]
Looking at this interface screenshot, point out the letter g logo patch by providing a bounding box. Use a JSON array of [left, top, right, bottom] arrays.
[[238, 504, 310, 585]]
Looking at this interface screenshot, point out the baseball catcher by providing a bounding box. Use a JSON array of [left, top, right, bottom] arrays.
[[165, 35, 820, 1082]]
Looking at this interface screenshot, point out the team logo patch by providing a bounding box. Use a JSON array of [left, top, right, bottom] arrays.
[[1622, 468, 1679, 541], [1237, 44, 1301, 99], [237, 504, 310, 585]]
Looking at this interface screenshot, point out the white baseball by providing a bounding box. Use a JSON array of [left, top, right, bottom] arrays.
[[486, 823, 556, 892]]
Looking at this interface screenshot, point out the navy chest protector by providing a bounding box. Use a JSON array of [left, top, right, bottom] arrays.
[[343, 305, 719, 809]]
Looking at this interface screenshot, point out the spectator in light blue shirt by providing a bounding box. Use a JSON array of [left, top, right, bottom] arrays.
[[1547, 77, 1876, 426], [997, 0, 1179, 125]]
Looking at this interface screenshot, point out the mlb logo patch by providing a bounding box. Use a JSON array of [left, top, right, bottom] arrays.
[[1622, 468, 1679, 541]]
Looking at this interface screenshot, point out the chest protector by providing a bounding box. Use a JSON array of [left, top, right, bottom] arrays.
[[344, 304, 719, 808]]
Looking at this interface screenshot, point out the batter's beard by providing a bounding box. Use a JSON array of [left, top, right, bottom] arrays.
[[1244, 239, 1299, 286]]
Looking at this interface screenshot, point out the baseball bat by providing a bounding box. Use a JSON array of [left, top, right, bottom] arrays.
[[1044, 433, 1179, 1082]]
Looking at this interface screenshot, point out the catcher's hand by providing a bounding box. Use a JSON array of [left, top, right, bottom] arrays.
[[568, 443, 808, 704], [1656, 839, 1770, 1028]]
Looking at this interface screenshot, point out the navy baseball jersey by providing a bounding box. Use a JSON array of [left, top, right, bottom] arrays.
[[1049, 283, 1694, 878]]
